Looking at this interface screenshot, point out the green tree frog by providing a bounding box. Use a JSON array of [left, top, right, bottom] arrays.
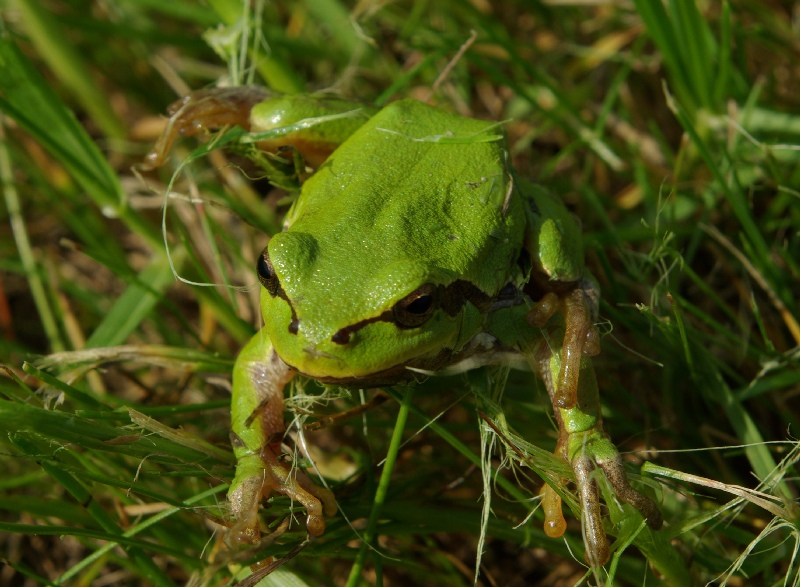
[[148, 87, 662, 566]]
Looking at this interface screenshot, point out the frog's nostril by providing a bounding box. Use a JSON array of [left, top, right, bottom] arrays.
[[289, 318, 299, 334]]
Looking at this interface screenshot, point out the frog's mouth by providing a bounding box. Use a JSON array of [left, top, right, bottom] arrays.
[[282, 327, 520, 389], [282, 346, 458, 388]]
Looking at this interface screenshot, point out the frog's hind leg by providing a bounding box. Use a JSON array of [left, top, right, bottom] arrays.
[[227, 337, 337, 548]]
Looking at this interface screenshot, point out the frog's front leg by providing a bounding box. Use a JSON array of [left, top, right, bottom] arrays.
[[145, 87, 373, 171], [227, 330, 337, 548], [145, 87, 271, 169], [534, 330, 663, 566], [527, 280, 601, 409]]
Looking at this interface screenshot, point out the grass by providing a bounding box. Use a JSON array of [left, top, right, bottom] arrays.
[[1, 0, 799, 585]]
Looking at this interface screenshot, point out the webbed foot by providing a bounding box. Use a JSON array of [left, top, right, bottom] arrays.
[[226, 441, 337, 548]]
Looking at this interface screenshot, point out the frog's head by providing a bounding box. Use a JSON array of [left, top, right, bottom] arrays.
[[255, 230, 486, 385], [250, 98, 527, 384]]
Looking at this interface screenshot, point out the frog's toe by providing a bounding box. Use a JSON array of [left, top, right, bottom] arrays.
[[297, 473, 338, 518], [566, 431, 662, 565], [597, 453, 663, 530], [226, 475, 266, 547], [572, 455, 611, 567], [262, 449, 338, 537], [530, 288, 600, 410], [280, 472, 336, 537], [527, 292, 560, 328], [226, 446, 337, 546], [540, 483, 568, 538], [555, 289, 600, 409]]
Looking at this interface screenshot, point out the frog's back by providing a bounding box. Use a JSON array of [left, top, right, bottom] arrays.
[[275, 100, 525, 318]]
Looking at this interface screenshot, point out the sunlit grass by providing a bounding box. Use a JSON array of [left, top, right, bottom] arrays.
[[1, 1, 799, 585]]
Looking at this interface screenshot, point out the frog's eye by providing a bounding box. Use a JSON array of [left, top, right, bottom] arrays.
[[393, 283, 439, 328], [256, 248, 280, 296]]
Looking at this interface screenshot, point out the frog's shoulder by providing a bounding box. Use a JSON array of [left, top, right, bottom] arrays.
[[518, 180, 585, 284]]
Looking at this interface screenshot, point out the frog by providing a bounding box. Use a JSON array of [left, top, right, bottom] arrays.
[[147, 87, 663, 567]]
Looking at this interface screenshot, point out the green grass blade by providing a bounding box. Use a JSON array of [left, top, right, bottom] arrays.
[[0, 35, 161, 248], [204, 0, 305, 92], [8, 434, 179, 587], [345, 388, 414, 587], [11, 0, 126, 139], [84, 247, 185, 348], [668, 0, 715, 109], [1, 122, 66, 352]]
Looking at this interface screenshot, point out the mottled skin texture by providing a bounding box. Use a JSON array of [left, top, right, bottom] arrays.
[[149, 90, 662, 565]]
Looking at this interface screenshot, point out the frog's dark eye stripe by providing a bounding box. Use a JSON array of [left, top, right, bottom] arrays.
[[330, 280, 495, 345], [256, 247, 280, 296], [257, 247, 300, 334], [440, 280, 492, 315], [393, 283, 439, 328]]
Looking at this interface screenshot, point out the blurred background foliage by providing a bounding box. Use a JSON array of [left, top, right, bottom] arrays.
[[0, 1, 799, 585]]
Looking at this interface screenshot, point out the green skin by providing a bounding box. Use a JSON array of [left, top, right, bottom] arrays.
[[149, 89, 662, 566]]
